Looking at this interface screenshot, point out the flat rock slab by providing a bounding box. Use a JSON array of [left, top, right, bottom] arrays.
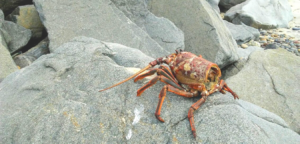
[[0, 37, 299, 143], [148, 0, 238, 68], [33, 0, 169, 58], [227, 48, 300, 133]]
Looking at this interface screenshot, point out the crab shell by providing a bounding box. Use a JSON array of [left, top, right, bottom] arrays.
[[164, 52, 221, 91]]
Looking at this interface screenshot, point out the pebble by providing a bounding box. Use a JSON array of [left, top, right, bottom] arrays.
[[265, 44, 278, 49], [241, 44, 248, 48], [292, 27, 300, 30]]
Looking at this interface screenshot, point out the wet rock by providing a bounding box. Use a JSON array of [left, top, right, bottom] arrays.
[[111, 0, 184, 53], [224, 20, 259, 45], [148, 0, 238, 68], [6, 5, 47, 41], [224, 0, 293, 29], [0, 21, 31, 54], [1, 37, 300, 143], [226, 48, 300, 133], [219, 0, 246, 10], [33, 0, 169, 58]]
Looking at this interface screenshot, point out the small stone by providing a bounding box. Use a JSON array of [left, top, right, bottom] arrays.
[[241, 44, 248, 48], [294, 40, 300, 44], [260, 30, 267, 35], [265, 44, 278, 49], [298, 49, 300, 52], [292, 27, 300, 30]]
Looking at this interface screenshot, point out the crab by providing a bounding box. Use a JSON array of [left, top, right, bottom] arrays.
[[99, 50, 239, 138]]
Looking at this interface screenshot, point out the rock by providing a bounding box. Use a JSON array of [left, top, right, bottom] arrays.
[[6, 5, 47, 41], [245, 40, 260, 47], [0, 27, 18, 79], [205, 0, 220, 12], [265, 43, 278, 49], [33, 0, 170, 58], [224, 0, 293, 29], [111, 0, 184, 53], [148, 0, 238, 68], [13, 37, 49, 68], [292, 27, 300, 30], [241, 44, 248, 48], [0, 0, 32, 16], [224, 20, 259, 45], [219, 0, 246, 10], [1, 37, 300, 143], [226, 48, 300, 133], [222, 46, 262, 79], [0, 21, 32, 54]]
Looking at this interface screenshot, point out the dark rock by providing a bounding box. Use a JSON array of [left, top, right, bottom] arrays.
[[219, 0, 246, 10], [224, 20, 259, 45], [13, 54, 36, 68], [292, 27, 300, 30], [227, 48, 300, 133], [33, 0, 170, 58], [0, 21, 32, 54], [265, 43, 278, 49], [224, 0, 293, 29], [148, 0, 238, 68], [1, 37, 300, 143], [6, 5, 47, 41], [0, 0, 32, 16], [111, 0, 184, 53]]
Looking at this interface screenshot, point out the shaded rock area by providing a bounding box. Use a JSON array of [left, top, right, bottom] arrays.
[[33, 0, 171, 58], [224, 0, 293, 29], [13, 37, 49, 68], [224, 20, 259, 45], [226, 48, 300, 133], [0, 0, 32, 16], [6, 5, 47, 42], [148, 0, 238, 68], [206, 0, 220, 12], [1, 37, 300, 143]]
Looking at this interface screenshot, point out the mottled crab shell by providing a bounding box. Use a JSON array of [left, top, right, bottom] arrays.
[[168, 52, 221, 90]]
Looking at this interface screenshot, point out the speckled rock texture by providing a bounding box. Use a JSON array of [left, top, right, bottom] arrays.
[[1, 37, 299, 143]]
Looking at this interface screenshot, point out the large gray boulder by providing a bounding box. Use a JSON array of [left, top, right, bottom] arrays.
[[111, 0, 184, 52], [226, 48, 300, 133], [1, 37, 300, 143], [148, 0, 238, 68], [219, 0, 246, 10], [0, 21, 32, 53], [6, 5, 47, 41], [33, 0, 170, 58], [224, 0, 293, 29], [0, 0, 32, 15], [224, 20, 259, 45]]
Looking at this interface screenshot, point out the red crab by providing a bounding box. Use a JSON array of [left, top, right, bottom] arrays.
[[100, 50, 239, 138]]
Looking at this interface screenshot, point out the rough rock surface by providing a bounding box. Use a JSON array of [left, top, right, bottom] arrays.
[[226, 48, 300, 133], [222, 46, 262, 79], [33, 0, 170, 58], [6, 5, 46, 41], [0, 28, 18, 79], [219, 0, 246, 10], [1, 37, 300, 143], [111, 0, 184, 52], [224, 0, 293, 29], [148, 0, 238, 68], [224, 20, 259, 45], [0, 0, 32, 15], [0, 21, 31, 53]]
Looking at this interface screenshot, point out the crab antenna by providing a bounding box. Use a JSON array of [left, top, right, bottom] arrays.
[[99, 65, 152, 92]]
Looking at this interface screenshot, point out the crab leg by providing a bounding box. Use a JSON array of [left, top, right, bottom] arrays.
[[136, 75, 183, 96], [218, 80, 239, 99], [156, 85, 198, 122]]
